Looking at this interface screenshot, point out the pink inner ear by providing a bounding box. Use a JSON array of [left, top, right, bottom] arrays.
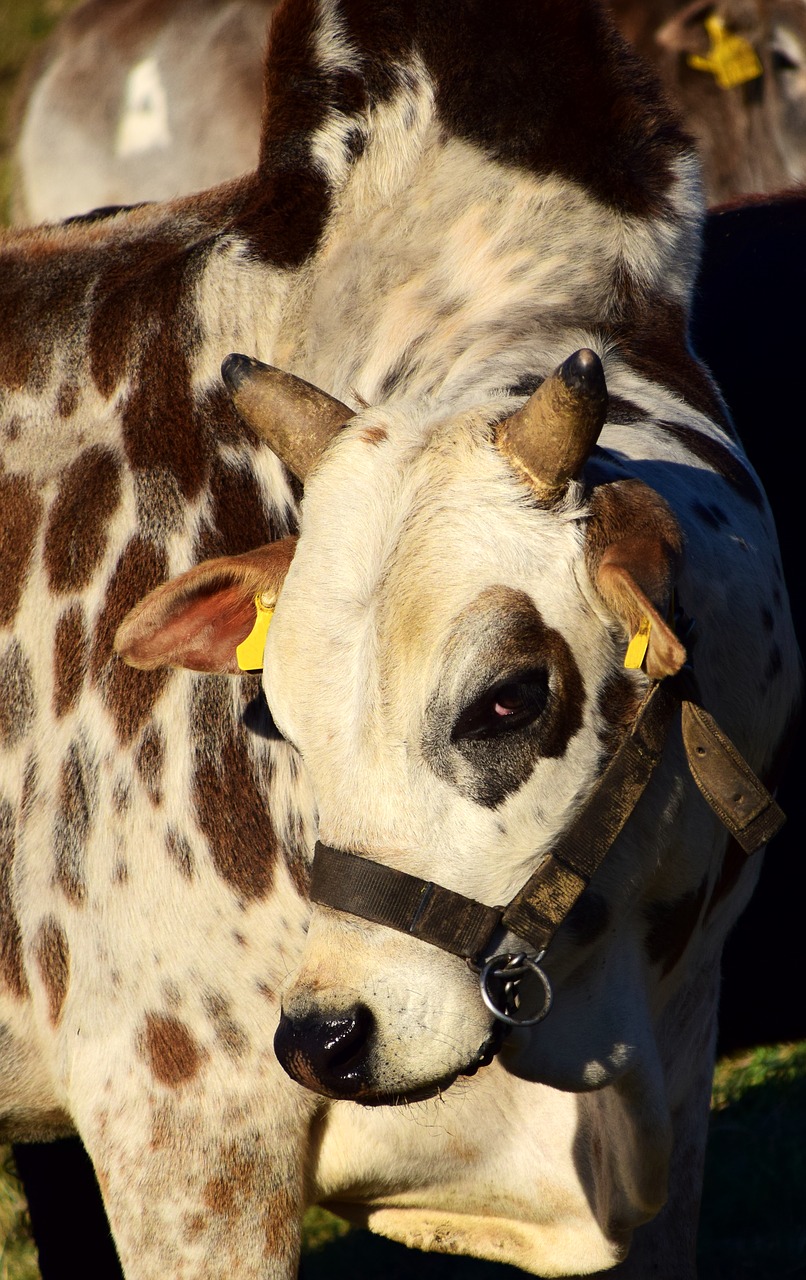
[[123, 583, 257, 674]]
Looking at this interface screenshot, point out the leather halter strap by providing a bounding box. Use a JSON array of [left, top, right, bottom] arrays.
[[310, 680, 785, 964]]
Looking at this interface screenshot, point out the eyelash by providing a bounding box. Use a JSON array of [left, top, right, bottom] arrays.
[[451, 669, 550, 742]]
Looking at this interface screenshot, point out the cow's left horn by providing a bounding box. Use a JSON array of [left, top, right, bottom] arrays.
[[497, 349, 608, 503], [222, 353, 351, 481]]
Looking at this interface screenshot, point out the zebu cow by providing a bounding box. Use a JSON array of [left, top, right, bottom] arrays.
[[610, 0, 806, 202], [1, 1, 799, 1278], [9, 0, 277, 225]]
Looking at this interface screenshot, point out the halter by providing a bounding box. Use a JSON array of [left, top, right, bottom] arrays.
[[310, 657, 784, 1027]]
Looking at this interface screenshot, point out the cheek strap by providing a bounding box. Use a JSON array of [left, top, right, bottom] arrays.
[[310, 678, 785, 965]]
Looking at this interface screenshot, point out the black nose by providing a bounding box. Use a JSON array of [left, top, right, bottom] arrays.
[[274, 1005, 375, 1097]]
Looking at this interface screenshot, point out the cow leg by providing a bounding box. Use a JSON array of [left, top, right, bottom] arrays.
[[66, 1052, 317, 1280]]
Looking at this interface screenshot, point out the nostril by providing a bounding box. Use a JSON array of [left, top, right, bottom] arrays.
[[274, 1004, 375, 1097], [320, 1005, 374, 1074]]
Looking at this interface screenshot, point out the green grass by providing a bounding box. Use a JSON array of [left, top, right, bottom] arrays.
[[698, 1043, 806, 1279]]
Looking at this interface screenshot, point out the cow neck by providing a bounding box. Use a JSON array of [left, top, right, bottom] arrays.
[[310, 670, 784, 1019]]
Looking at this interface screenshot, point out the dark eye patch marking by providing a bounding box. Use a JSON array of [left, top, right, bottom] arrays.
[[422, 587, 585, 808]]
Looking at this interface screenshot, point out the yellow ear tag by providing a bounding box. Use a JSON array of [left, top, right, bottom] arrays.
[[236, 595, 274, 673], [688, 15, 763, 90], [624, 616, 652, 670]]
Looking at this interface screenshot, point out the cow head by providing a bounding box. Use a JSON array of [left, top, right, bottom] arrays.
[[116, 350, 711, 1111]]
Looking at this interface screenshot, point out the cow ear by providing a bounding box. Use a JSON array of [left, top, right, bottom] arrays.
[[114, 538, 297, 674], [584, 481, 686, 679], [656, 1, 713, 56]]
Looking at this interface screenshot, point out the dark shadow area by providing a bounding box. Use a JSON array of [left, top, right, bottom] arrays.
[[690, 191, 805, 1056], [11, 1138, 123, 1279], [300, 1228, 532, 1279], [697, 1047, 806, 1278]]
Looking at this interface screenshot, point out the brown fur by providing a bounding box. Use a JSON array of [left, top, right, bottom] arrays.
[[0, 641, 35, 749], [43, 447, 123, 593], [53, 606, 91, 719], [0, 800, 28, 997], [0, 473, 43, 628], [141, 1012, 206, 1086], [32, 917, 71, 1025]]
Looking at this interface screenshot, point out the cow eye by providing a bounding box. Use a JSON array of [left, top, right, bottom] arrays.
[[452, 669, 549, 742], [772, 48, 800, 72]]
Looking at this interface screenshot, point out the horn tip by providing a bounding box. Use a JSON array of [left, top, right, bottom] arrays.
[[559, 348, 606, 399], [221, 352, 274, 392]]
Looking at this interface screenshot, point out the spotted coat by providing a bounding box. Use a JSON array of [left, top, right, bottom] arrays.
[[0, 3, 800, 1280]]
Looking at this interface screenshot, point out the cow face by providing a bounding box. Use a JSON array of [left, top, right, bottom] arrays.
[[118, 351, 691, 1106], [217, 353, 690, 1105]]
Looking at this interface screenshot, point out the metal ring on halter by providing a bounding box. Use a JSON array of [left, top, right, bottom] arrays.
[[478, 951, 553, 1027]]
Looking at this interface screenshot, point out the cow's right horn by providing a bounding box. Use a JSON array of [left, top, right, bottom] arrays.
[[497, 348, 608, 504], [222, 353, 351, 482]]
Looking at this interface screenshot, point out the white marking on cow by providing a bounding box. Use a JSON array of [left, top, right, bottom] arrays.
[[116, 58, 171, 157]]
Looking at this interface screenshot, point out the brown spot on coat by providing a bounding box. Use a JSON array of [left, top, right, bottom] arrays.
[[596, 668, 640, 757], [0, 799, 28, 997], [135, 724, 164, 806], [90, 535, 171, 743], [194, 454, 277, 563], [0, 472, 43, 627], [359, 426, 388, 445], [608, 292, 732, 432], [0, 641, 35, 748], [345, 0, 690, 218], [20, 754, 38, 821], [33, 917, 70, 1024], [43, 446, 122, 593], [53, 605, 89, 718], [56, 383, 79, 418], [644, 876, 708, 977], [53, 738, 97, 905], [190, 679, 278, 901], [423, 587, 585, 808], [141, 1013, 205, 1088], [165, 828, 194, 879], [203, 993, 249, 1059], [112, 778, 131, 815]]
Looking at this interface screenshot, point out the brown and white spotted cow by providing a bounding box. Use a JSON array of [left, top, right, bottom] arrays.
[[1, 1, 799, 1278], [9, 0, 278, 225], [609, 0, 806, 202]]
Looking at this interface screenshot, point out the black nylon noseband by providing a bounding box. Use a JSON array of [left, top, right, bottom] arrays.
[[310, 677, 785, 1017]]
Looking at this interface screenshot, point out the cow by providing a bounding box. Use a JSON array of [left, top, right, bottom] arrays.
[[8, 0, 278, 225], [1, 3, 799, 1279], [609, 0, 806, 203], [9, 0, 806, 227]]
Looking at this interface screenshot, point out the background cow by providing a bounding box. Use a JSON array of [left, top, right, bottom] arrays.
[[8, 0, 806, 223], [8, 0, 277, 224], [610, 0, 806, 202]]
